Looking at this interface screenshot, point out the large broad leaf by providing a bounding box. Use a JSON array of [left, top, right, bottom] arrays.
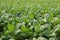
[[49, 37, 58, 40], [51, 18, 60, 26], [37, 37, 47, 40], [39, 24, 51, 37], [9, 38, 15, 40], [21, 25, 33, 37], [28, 12, 34, 19], [33, 20, 40, 33], [4, 30, 10, 35], [7, 24, 15, 32], [40, 24, 51, 32], [21, 25, 28, 32], [50, 24, 60, 36], [21, 16, 29, 23]]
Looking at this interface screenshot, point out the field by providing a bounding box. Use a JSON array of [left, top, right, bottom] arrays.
[[0, 0, 60, 40]]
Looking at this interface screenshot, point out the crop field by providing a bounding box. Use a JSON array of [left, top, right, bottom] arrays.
[[0, 0, 60, 40]]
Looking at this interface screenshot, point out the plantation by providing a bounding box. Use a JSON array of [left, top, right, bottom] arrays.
[[0, 0, 60, 40]]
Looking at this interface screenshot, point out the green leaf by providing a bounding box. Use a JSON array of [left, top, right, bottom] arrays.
[[21, 25, 28, 32], [50, 24, 60, 36], [51, 18, 60, 26], [7, 24, 15, 32], [22, 17, 29, 23], [37, 37, 47, 40], [28, 12, 34, 19], [4, 30, 10, 35], [33, 20, 40, 33], [49, 37, 58, 40], [9, 38, 15, 40], [21, 25, 34, 37]]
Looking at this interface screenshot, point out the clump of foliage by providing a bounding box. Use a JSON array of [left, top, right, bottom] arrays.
[[0, 0, 60, 40]]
